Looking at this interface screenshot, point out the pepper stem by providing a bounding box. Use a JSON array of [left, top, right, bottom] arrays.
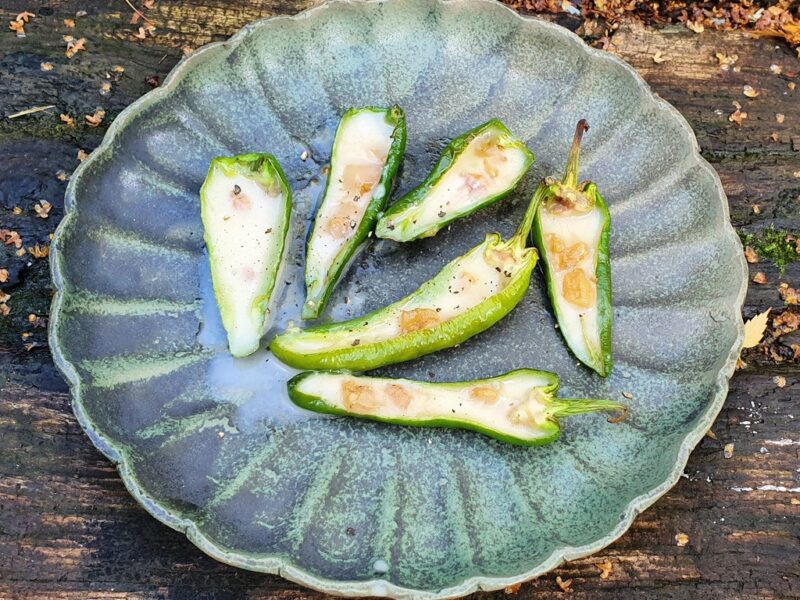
[[510, 182, 549, 245], [562, 119, 589, 189], [547, 398, 627, 422]]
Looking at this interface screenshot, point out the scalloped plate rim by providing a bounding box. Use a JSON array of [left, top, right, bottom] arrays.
[[48, 0, 748, 596]]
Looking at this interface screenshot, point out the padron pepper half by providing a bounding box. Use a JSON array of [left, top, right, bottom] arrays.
[[375, 119, 534, 242], [287, 369, 625, 446], [532, 120, 613, 376], [270, 185, 547, 371], [303, 106, 406, 320], [201, 153, 292, 357]]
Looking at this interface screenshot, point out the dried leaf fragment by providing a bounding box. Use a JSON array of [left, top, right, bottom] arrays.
[[742, 309, 770, 348], [729, 102, 747, 126], [66, 37, 86, 58], [773, 375, 786, 388], [59, 113, 75, 127], [28, 244, 49, 259], [752, 271, 767, 284], [64, 18, 75, 28], [652, 51, 669, 63], [595, 558, 613, 579], [0, 290, 8, 303], [100, 81, 112, 95], [0, 230, 23, 249], [77, 149, 89, 161], [504, 583, 522, 594], [0, 269, 7, 283], [752, 204, 761, 215], [0, 303, 9, 316], [56, 170, 68, 181], [675, 532, 689, 547], [723, 443, 734, 458], [84, 109, 105, 127], [743, 85, 759, 98], [770, 64, 782, 75], [555, 576, 573, 593], [776, 113, 785, 124], [16, 11, 34, 23], [686, 20, 704, 33], [744, 246, 759, 263], [9, 20, 26, 37], [34, 200, 52, 219], [715, 52, 738, 70], [778, 284, 798, 305], [789, 82, 797, 91], [40, 62, 53, 71]]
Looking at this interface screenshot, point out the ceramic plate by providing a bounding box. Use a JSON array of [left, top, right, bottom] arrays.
[[49, 0, 747, 596]]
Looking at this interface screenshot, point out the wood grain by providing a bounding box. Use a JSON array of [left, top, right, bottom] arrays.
[[0, 2, 798, 598]]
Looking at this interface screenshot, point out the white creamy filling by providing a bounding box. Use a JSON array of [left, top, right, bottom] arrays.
[[404, 130, 529, 230], [297, 372, 554, 439], [204, 171, 285, 352], [287, 240, 518, 352], [538, 207, 604, 365], [306, 111, 395, 287]]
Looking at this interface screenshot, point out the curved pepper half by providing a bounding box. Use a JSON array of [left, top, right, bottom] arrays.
[[201, 153, 292, 357], [532, 120, 613, 376], [303, 106, 406, 320], [270, 186, 547, 371], [287, 369, 625, 446], [375, 119, 534, 242]]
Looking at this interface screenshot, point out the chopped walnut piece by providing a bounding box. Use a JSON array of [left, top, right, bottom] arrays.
[[557, 241, 589, 272], [469, 386, 500, 405], [65, 37, 86, 58], [0, 303, 10, 317], [60, 114, 75, 127], [675, 532, 689, 546], [0, 269, 8, 283], [546, 234, 566, 255], [504, 583, 522, 594], [385, 384, 412, 410], [342, 381, 379, 413], [744, 246, 758, 263], [342, 163, 382, 197], [743, 85, 759, 98], [752, 271, 767, 284], [776, 113, 785, 124], [562, 268, 595, 309], [773, 375, 786, 388], [399, 308, 440, 333], [40, 62, 54, 71]]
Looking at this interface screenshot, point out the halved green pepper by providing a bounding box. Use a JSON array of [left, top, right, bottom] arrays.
[[532, 120, 613, 376], [287, 369, 625, 446], [303, 106, 406, 320], [201, 153, 292, 357], [375, 119, 534, 242], [270, 185, 547, 371]]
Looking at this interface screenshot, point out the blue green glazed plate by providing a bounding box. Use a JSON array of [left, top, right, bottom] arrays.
[[49, 0, 747, 596]]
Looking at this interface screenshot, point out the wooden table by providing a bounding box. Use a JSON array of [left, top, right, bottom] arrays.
[[1, 2, 798, 598]]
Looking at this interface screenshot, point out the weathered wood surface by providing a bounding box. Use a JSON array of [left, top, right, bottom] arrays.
[[0, 1, 798, 598]]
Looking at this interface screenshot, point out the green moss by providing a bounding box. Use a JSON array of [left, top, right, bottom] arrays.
[[739, 228, 799, 275]]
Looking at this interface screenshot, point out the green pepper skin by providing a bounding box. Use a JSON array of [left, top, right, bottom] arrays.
[[531, 121, 613, 376], [303, 106, 407, 320], [286, 369, 625, 446], [201, 153, 292, 358], [272, 233, 538, 371], [375, 119, 534, 242]]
